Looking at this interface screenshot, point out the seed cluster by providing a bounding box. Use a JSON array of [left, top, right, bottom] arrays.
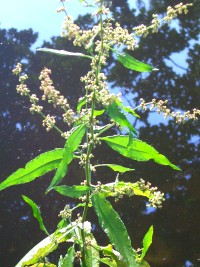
[[140, 98, 200, 123]]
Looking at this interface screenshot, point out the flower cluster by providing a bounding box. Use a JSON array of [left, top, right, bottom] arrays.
[[133, 3, 192, 37], [58, 205, 72, 220], [139, 98, 200, 123], [42, 115, 56, 131], [80, 71, 120, 107], [137, 178, 165, 208]]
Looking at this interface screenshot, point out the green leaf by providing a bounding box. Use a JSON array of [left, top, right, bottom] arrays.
[[116, 100, 140, 118], [113, 50, 157, 72], [0, 149, 63, 191], [35, 264, 55, 267], [58, 246, 75, 267], [37, 48, 93, 59], [101, 135, 181, 170], [93, 109, 105, 117], [92, 194, 138, 267], [85, 234, 100, 267], [77, 97, 86, 111], [100, 258, 117, 267], [47, 124, 86, 191], [15, 224, 76, 267], [100, 245, 126, 267], [53, 185, 90, 198], [22, 195, 49, 235], [141, 226, 153, 260], [94, 164, 134, 173], [106, 102, 137, 135]]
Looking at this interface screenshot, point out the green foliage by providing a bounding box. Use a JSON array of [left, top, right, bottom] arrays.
[[22, 195, 49, 235], [92, 193, 138, 267], [0, 149, 63, 191], [15, 224, 76, 267], [101, 135, 180, 170], [47, 124, 86, 191], [1, 1, 195, 266], [53, 185, 90, 198], [113, 50, 158, 72], [140, 226, 154, 261], [58, 246, 75, 267], [94, 164, 135, 173], [106, 101, 137, 135]]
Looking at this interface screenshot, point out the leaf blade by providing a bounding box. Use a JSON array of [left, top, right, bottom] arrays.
[[92, 193, 138, 267], [101, 135, 180, 170], [47, 124, 86, 191], [106, 102, 137, 135], [141, 226, 154, 260], [22, 195, 49, 235], [58, 246, 75, 267], [0, 149, 63, 191], [37, 48, 92, 59], [95, 164, 135, 173], [53, 185, 90, 198], [113, 50, 157, 72]]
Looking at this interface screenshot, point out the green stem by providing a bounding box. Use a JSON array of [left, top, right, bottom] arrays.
[[80, 2, 105, 265]]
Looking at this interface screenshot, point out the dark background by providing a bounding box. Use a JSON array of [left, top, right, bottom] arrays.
[[0, 0, 200, 266]]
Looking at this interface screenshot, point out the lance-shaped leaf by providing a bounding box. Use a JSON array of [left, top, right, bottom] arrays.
[[99, 244, 127, 267], [58, 245, 75, 267], [116, 100, 140, 118], [94, 164, 134, 173], [92, 193, 139, 267], [84, 234, 100, 267], [140, 226, 154, 260], [77, 96, 86, 111], [53, 185, 90, 198], [93, 109, 105, 117], [106, 102, 137, 135], [47, 124, 86, 191], [37, 48, 93, 59], [15, 224, 76, 267], [101, 135, 180, 170], [112, 49, 158, 72], [22, 195, 49, 235], [0, 149, 63, 191]]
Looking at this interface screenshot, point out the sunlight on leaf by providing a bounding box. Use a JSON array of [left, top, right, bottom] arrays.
[[0, 149, 63, 191], [22, 195, 49, 235]]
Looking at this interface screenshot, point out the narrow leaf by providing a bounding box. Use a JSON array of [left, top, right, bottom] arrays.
[[47, 124, 86, 191], [114, 50, 157, 72], [92, 194, 138, 267], [77, 97, 86, 111], [58, 246, 75, 267], [101, 135, 180, 170], [37, 48, 93, 59], [15, 224, 76, 267], [22, 195, 49, 235], [53, 185, 90, 198], [0, 149, 63, 191], [141, 226, 154, 260], [106, 102, 137, 135], [85, 234, 100, 267], [100, 258, 117, 267], [93, 109, 105, 117], [95, 164, 134, 173], [116, 100, 140, 118]]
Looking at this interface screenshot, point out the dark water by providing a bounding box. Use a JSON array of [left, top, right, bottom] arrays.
[[0, 1, 200, 266]]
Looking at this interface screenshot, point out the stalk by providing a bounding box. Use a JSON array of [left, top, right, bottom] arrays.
[[80, 1, 105, 265]]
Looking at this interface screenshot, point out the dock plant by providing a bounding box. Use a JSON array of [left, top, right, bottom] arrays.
[[1, 1, 198, 266]]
